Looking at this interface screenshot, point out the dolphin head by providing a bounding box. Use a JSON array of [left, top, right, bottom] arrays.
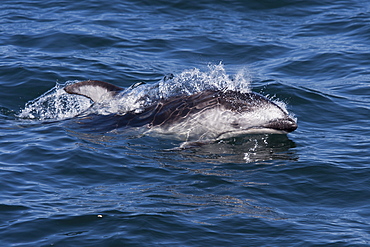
[[202, 90, 298, 140], [219, 91, 298, 137]]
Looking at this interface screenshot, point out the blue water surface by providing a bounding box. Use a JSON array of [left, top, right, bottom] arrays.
[[1, 0, 370, 246]]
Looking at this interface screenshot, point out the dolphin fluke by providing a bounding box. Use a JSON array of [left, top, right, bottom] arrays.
[[64, 80, 123, 103]]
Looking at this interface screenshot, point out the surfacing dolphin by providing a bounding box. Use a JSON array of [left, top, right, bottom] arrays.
[[64, 80, 297, 141]]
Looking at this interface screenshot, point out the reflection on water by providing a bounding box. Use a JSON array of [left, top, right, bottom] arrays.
[[63, 127, 297, 221], [67, 123, 297, 165], [162, 134, 298, 165]]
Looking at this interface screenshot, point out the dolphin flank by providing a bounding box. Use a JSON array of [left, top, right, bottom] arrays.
[[64, 80, 297, 141]]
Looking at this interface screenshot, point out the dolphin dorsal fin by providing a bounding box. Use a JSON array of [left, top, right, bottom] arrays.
[[64, 80, 123, 103]]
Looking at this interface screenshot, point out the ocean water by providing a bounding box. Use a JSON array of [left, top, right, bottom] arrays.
[[1, 0, 369, 246]]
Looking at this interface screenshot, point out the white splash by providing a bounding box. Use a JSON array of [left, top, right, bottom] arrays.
[[18, 81, 92, 120], [157, 63, 251, 98], [112, 63, 252, 114], [18, 64, 253, 121]]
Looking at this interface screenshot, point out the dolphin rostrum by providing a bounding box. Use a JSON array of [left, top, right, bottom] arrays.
[[64, 80, 297, 141]]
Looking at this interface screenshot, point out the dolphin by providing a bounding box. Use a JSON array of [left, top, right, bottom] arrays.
[[64, 80, 297, 141]]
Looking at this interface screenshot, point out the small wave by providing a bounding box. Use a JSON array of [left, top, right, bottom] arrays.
[[18, 64, 252, 121]]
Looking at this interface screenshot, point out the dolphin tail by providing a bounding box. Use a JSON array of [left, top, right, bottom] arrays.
[[64, 80, 123, 103]]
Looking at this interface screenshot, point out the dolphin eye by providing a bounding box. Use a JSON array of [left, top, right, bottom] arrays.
[[231, 122, 240, 128]]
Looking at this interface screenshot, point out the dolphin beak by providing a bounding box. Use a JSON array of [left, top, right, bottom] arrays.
[[264, 117, 298, 133]]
